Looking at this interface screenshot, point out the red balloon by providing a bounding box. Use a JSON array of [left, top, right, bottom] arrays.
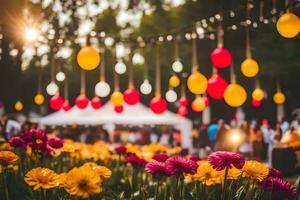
[[114, 105, 124, 113], [49, 95, 64, 111], [252, 99, 262, 108], [207, 73, 228, 100], [91, 96, 102, 109], [124, 88, 140, 105], [62, 101, 71, 111], [150, 96, 167, 114], [177, 106, 188, 116], [75, 94, 89, 109], [179, 96, 189, 106], [210, 47, 232, 69]]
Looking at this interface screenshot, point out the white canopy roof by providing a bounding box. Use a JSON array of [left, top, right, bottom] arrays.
[[39, 102, 192, 148]]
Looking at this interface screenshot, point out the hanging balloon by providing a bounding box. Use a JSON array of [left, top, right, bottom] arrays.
[[46, 81, 58, 96], [124, 88, 140, 105], [15, 101, 23, 111], [241, 58, 259, 77], [187, 71, 208, 94], [169, 75, 180, 88], [75, 94, 89, 109], [252, 88, 265, 101], [179, 96, 189, 106], [276, 12, 300, 38], [273, 91, 286, 105], [177, 105, 188, 117], [95, 81, 111, 98], [224, 83, 247, 107], [110, 91, 124, 106], [56, 72, 66, 82], [77, 46, 100, 71], [34, 94, 45, 105], [140, 80, 152, 95], [252, 99, 262, 108], [114, 105, 124, 113], [210, 47, 232, 69], [165, 89, 177, 103], [115, 61, 127, 74], [172, 60, 183, 73], [207, 73, 228, 100], [91, 96, 102, 110], [149, 96, 167, 114], [191, 96, 206, 112], [62, 101, 71, 111], [49, 95, 64, 111]]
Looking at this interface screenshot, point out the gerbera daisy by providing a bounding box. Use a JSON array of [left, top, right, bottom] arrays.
[[24, 167, 59, 190], [165, 156, 198, 176], [145, 161, 173, 176], [241, 160, 269, 182], [0, 150, 19, 165], [152, 153, 169, 162], [263, 177, 296, 199], [83, 162, 112, 179], [126, 153, 147, 167], [208, 151, 245, 171]]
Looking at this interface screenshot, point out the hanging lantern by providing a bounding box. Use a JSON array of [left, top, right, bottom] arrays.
[[14, 101, 23, 111], [77, 46, 100, 71], [95, 81, 111, 97], [165, 89, 177, 103], [49, 94, 63, 111], [115, 60, 127, 75], [207, 73, 228, 100], [241, 58, 259, 77], [179, 96, 189, 106], [276, 12, 300, 38], [187, 71, 208, 94], [172, 60, 183, 73], [91, 96, 102, 110], [110, 91, 124, 106], [62, 100, 71, 111], [252, 99, 262, 108], [177, 105, 188, 116], [169, 75, 180, 88], [46, 81, 58, 96], [210, 47, 232, 69], [224, 83, 247, 107], [150, 96, 167, 114], [34, 94, 45, 105], [140, 80, 152, 95], [252, 88, 265, 101], [114, 105, 124, 113], [56, 72, 66, 82], [273, 91, 286, 105], [191, 96, 206, 112], [124, 88, 140, 105], [75, 94, 89, 109]]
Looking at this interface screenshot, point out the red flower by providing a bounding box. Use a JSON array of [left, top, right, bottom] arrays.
[[165, 156, 198, 176], [208, 151, 245, 171], [267, 167, 282, 179], [115, 145, 127, 154], [152, 153, 169, 162], [19, 129, 48, 151], [48, 137, 64, 149], [126, 153, 147, 167], [189, 155, 201, 162], [263, 177, 295, 199], [145, 161, 174, 176], [9, 136, 25, 147]]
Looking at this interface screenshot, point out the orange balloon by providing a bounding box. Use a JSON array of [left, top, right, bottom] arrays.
[[77, 46, 100, 70], [273, 92, 286, 105], [187, 71, 208, 95], [277, 12, 300, 38], [224, 83, 247, 107], [191, 96, 206, 112], [241, 58, 259, 77], [110, 91, 124, 106], [252, 88, 264, 101]]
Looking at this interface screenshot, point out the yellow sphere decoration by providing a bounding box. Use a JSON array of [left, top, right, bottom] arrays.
[[241, 58, 259, 77], [15, 101, 23, 111], [191, 96, 206, 112], [77, 46, 100, 70], [252, 88, 264, 101], [34, 94, 45, 105], [224, 83, 247, 107], [187, 71, 208, 95], [110, 91, 124, 106], [273, 92, 286, 105], [276, 12, 300, 38], [169, 75, 180, 88]]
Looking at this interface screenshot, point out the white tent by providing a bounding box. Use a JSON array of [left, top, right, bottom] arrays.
[[39, 102, 193, 148]]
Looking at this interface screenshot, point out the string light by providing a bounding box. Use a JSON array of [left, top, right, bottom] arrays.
[[140, 79, 152, 95], [46, 81, 59, 96], [165, 89, 177, 103], [24, 27, 39, 42], [115, 60, 127, 74], [56, 72, 66, 82]]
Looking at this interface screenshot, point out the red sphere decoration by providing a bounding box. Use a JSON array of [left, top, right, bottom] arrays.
[[210, 47, 232, 69], [149, 96, 167, 114], [124, 88, 140, 105], [49, 95, 64, 111], [91, 96, 102, 110], [177, 106, 188, 117], [62, 101, 71, 111], [75, 94, 89, 109], [207, 73, 228, 100], [179, 96, 189, 106], [252, 99, 262, 108], [114, 105, 124, 113]]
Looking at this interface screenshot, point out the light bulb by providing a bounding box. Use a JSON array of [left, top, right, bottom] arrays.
[[56, 72, 66, 82], [172, 60, 183, 72], [95, 81, 111, 97], [104, 37, 114, 47], [165, 89, 177, 103], [46, 81, 58, 96], [24, 27, 38, 42], [115, 61, 127, 74], [132, 52, 145, 65], [140, 80, 152, 95]]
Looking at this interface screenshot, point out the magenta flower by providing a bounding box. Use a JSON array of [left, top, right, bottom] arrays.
[[9, 136, 25, 147], [48, 137, 64, 149], [115, 145, 127, 154], [145, 161, 173, 176], [267, 167, 282, 179], [152, 153, 169, 162], [208, 151, 245, 171], [189, 155, 200, 162], [263, 177, 295, 199], [126, 153, 147, 167], [165, 156, 198, 176]]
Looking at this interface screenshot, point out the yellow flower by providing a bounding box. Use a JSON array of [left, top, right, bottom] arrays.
[[0, 150, 19, 165], [167, 147, 182, 155], [0, 142, 13, 150], [58, 173, 67, 187], [83, 162, 112, 179], [64, 165, 102, 198], [24, 168, 59, 190], [241, 160, 269, 182], [61, 143, 75, 153], [227, 167, 242, 180]]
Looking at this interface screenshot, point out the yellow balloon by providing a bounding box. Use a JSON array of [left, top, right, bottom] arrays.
[[34, 94, 45, 105], [241, 58, 259, 77], [77, 46, 100, 70], [187, 71, 208, 95], [169, 75, 180, 88], [191, 96, 205, 112], [110, 91, 124, 106], [224, 83, 247, 107], [252, 88, 264, 101], [15, 101, 23, 111], [277, 12, 300, 38], [273, 92, 286, 105]]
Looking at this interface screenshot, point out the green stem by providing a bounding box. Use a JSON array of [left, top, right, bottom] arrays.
[[3, 171, 9, 200], [222, 167, 229, 200]]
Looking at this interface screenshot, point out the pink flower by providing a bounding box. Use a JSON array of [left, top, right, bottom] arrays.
[[165, 156, 198, 176], [152, 153, 169, 162], [126, 153, 147, 167], [9, 136, 25, 147], [208, 151, 245, 171], [48, 137, 64, 149], [189, 155, 200, 162], [267, 167, 282, 179], [263, 177, 295, 199], [19, 129, 48, 151], [115, 145, 127, 154], [145, 161, 173, 176]]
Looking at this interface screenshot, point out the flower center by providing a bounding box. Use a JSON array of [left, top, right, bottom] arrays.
[[36, 139, 43, 144], [78, 179, 88, 190]]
